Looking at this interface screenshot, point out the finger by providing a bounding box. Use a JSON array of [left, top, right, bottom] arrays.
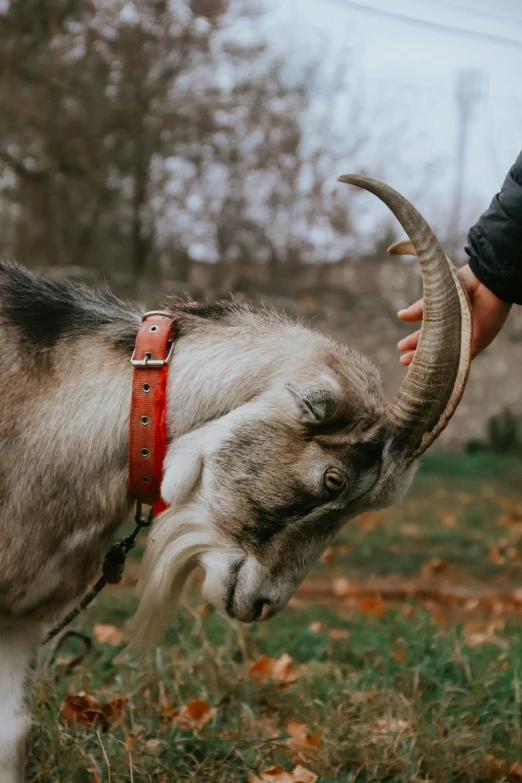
[[397, 329, 421, 352], [400, 350, 415, 366], [397, 299, 424, 322]]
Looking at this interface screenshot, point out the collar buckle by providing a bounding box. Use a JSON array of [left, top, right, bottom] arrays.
[[130, 342, 174, 367]]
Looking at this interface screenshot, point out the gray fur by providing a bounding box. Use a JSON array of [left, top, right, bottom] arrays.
[[0, 263, 417, 781]]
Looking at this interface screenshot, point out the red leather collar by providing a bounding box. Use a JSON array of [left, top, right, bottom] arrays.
[[128, 311, 175, 514]]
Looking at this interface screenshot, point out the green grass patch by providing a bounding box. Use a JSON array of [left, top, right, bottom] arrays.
[[30, 453, 522, 782]]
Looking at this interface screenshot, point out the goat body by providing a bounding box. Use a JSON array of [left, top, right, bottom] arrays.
[[0, 169, 474, 782], [0, 262, 414, 781]]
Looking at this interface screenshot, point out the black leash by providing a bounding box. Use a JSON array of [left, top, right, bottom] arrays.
[[43, 501, 153, 644]]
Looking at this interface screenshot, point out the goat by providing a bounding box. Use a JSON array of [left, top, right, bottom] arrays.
[[0, 176, 471, 781]]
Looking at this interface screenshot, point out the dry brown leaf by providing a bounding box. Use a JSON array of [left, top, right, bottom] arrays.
[[124, 733, 136, 751], [176, 699, 216, 729], [360, 594, 385, 618], [145, 738, 163, 755], [392, 648, 406, 662], [86, 769, 101, 783], [329, 628, 349, 639], [485, 754, 522, 781], [291, 766, 318, 783], [286, 721, 321, 753], [374, 718, 411, 734], [308, 622, 348, 639], [249, 764, 318, 783], [359, 511, 379, 531], [465, 632, 506, 648], [421, 557, 447, 576], [248, 653, 297, 684], [331, 577, 356, 598], [346, 691, 373, 705], [400, 523, 419, 536], [93, 623, 123, 647], [439, 511, 457, 528], [464, 620, 506, 648], [319, 546, 335, 564], [60, 691, 127, 730]]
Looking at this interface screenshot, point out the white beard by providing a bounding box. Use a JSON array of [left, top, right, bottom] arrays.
[[128, 504, 216, 651]]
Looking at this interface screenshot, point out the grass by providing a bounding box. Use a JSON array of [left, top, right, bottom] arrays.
[[28, 452, 522, 783]]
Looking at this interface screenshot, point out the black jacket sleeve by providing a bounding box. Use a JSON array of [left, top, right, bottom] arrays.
[[465, 150, 522, 304]]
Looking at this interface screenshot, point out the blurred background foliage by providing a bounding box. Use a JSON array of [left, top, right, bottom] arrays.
[[0, 0, 397, 282], [1, 0, 522, 450]]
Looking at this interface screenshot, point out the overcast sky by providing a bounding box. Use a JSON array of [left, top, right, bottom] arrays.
[[267, 0, 522, 233]]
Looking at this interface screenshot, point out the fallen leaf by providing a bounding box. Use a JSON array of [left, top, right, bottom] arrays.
[[248, 653, 297, 684], [400, 523, 419, 536], [392, 648, 406, 662], [93, 623, 123, 647], [60, 692, 127, 730], [286, 721, 321, 753], [291, 766, 318, 783], [359, 511, 379, 531], [346, 691, 373, 705], [439, 511, 457, 528], [360, 594, 385, 618], [331, 577, 357, 598], [145, 738, 163, 755], [308, 621, 323, 633], [464, 621, 507, 648], [249, 764, 318, 783], [430, 610, 446, 625], [319, 546, 335, 564], [329, 628, 349, 639], [374, 718, 411, 734], [485, 754, 522, 781], [421, 557, 447, 576], [86, 770, 101, 783], [176, 699, 216, 729]]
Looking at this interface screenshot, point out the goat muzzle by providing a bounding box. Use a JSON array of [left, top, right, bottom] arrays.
[[338, 174, 472, 461]]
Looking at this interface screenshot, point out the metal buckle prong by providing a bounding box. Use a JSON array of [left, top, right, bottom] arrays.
[[130, 341, 174, 367]]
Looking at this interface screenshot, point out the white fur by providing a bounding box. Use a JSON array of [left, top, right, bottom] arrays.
[[128, 505, 220, 650], [0, 298, 418, 780], [0, 624, 40, 783]]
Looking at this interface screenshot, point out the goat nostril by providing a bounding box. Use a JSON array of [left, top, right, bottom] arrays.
[[253, 599, 272, 622]]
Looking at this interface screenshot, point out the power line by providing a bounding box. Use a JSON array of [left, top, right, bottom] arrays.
[[424, 0, 522, 28], [314, 0, 522, 50]]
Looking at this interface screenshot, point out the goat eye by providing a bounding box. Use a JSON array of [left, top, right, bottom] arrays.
[[323, 468, 346, 494]]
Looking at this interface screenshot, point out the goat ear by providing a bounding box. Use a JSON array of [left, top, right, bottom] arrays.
[[285, 382, 337, 423]]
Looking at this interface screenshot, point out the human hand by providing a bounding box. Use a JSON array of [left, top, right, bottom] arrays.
[[397, 263, 512, 366]]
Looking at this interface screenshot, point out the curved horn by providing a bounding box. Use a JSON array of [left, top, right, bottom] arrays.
[[338, 174, 472, 456], [387, 238, 473, 459]]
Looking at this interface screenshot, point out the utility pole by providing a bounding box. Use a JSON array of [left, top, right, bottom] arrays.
[[450, 68, 487, 255]]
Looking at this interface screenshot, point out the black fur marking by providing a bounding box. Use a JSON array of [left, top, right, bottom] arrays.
[[162, 297, 252, 322], [0, 262, 139, 353], [351, 440, 384, 474], [244, 491, 324, 549], [161, 297, 262, 337]]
